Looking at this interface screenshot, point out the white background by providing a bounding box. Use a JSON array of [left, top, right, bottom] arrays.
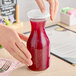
[[17, 0, 76, 21]]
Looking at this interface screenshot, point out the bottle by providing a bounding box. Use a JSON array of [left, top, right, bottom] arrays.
[[27, 9, 50, 71]]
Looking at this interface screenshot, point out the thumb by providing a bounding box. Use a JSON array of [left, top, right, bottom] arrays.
[[18, 33, 28, 42], [36, 0, 46, 13]]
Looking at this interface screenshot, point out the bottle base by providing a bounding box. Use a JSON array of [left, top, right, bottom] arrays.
[[28, 66, 49, 71]]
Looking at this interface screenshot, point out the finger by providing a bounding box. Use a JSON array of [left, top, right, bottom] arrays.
[[12, 43, 32, 66], [13, 33, 32, 59], [18, 33, 28, 42], [4, 45, 30, 66], [54, 0, 59, 19], [36, 0, 46, 13], [15, 41, 32, 59], [47, 0, 55, 20]]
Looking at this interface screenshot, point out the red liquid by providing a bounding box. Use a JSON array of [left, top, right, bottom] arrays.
[[27, 19, 50, 71]]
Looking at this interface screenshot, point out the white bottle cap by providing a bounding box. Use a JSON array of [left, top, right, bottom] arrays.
[[27, 9, 50, 19]]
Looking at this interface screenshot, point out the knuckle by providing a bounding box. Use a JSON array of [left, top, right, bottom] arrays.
[[8, 39, 12, 43]]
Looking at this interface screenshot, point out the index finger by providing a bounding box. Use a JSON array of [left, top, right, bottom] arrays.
[[36, 0, 46, 13]]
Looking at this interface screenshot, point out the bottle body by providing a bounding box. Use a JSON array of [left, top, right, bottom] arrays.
[[27, 19, 50, 71]]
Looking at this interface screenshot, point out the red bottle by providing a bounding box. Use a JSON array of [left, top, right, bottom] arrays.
[[27, 18, 50, 71]]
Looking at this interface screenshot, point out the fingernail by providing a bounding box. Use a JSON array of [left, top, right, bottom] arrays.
[[29, 61, 33, 66], [26, 63, 30, 66], [26, 64, 29, 66], [51, 12, 55, 21], [52, 18, 53, 21], [53, 15, 55, 20], [41, 10, 45, 13], [26, 60, 33, 66], [30, 55, 32, 59], [28, 55, 32, 59], [41, 8, 45, 13], [50, 16, 53, 21]]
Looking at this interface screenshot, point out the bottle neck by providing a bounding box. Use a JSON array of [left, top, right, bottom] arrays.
[[30, 19, 46, 32]]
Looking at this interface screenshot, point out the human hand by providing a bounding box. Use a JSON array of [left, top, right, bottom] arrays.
[[36, 0, 59, 20], [18, 33, 28, 42], [0, 24, 32, 66]]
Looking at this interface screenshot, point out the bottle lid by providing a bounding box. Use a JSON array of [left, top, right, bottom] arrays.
[[27, 9, 50, 19]]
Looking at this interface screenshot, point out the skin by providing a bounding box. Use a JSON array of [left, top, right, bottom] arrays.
[[0, 24, 32, 66], [0, 0, 59, 66], [36, 0, 59, 20]]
